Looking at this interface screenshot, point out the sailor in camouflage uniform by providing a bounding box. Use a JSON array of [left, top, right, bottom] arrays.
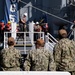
[[0, 37, 21, 71], [24, 39, 56, 71], [53, 29, 75, 75]]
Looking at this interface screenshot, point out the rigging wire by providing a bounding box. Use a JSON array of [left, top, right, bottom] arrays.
[[19, 0, 74, 25]]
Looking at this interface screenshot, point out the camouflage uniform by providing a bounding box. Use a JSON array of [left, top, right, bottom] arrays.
[[53, 38, 75, 74], [0, 46, 21, 71], [24, 47, 56, 71]]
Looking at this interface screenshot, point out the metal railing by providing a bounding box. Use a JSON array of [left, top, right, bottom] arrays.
[[45, 33, 58, 51], [4, 32, 44, 54], [47, 33, 58, 43]]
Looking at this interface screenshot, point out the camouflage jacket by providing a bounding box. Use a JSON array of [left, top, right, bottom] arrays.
[[24, 47, 56, 71], [0, 46, 21, 71], [53, 38, 75, 71]]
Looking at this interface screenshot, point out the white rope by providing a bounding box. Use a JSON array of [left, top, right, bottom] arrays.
[[19, 0, 74, 25]]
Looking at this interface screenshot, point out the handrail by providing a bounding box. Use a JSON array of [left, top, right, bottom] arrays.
[[48, 42, 54, 48], [4, 32, 44, 34], [4, 32, 44, 54], [48, 37, 57, 45], [47, 33, 58, 43], [4, 32, 57, 52], [45, 32, 58, 51]]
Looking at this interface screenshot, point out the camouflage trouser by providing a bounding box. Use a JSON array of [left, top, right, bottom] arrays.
[[69, 71, 75, 75]]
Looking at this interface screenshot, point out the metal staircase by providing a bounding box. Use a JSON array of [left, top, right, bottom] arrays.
[[45, 33, 58, 52]]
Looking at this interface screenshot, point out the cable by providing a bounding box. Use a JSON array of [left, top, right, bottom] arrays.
[[31, 4, 60, 11], [19, 0, 74, 25]]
